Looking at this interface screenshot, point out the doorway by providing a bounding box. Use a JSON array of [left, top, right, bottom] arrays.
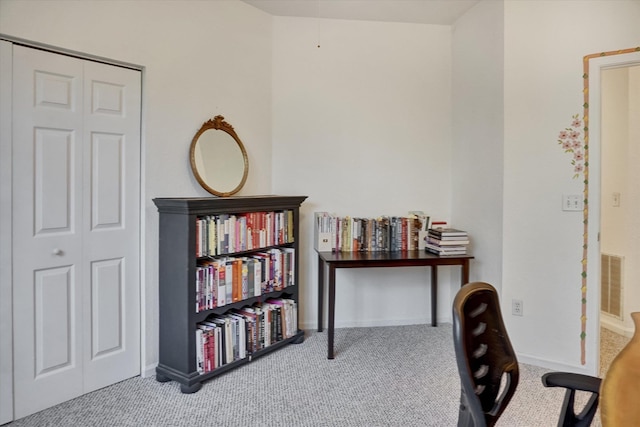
[[598, 64, 640, 375], [583, 49, 640, 377]]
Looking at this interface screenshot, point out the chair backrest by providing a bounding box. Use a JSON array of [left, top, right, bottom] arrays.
[[452, 282, 519, 427]]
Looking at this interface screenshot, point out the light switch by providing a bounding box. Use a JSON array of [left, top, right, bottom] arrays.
[[562, 194, 583, 211], [613, 192, 621, 207]]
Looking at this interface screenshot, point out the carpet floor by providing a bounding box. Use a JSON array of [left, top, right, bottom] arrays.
[[7, 323, 606, 427]]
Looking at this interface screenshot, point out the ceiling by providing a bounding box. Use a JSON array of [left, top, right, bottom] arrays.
[[241, 0, 481, 25]]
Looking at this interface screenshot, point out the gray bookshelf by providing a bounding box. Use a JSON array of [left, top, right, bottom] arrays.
[[153, 195, 307, 393]]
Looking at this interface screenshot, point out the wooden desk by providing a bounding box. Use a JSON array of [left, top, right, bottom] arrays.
[[317, 250, 474, 359]]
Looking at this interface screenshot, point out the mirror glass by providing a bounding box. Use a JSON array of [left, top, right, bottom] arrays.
[[190, 115, 249, 197]]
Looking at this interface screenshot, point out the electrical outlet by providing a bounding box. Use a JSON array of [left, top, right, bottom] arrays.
[[512, 299, 523, 316]]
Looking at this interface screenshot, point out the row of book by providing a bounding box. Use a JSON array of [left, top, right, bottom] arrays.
[[196, 298, 298, 374], [424, 227, 470, 256], [196, 210, 295, 257], [196, 248, 295, 312], [314, 211, 431, 252]]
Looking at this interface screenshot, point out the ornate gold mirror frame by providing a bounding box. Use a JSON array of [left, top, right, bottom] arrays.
[[190, 115, 249, 197]]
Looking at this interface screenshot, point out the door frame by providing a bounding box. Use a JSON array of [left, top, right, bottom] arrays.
[[584, 49, 640, 374], [0, 38, 14, 425], [0, 34, 146, 423]]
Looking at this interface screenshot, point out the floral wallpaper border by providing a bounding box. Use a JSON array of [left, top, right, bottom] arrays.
[[559, 46, 640, 365]]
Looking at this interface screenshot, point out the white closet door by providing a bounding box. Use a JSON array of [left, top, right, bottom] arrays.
[[12, 45, 141, 419]]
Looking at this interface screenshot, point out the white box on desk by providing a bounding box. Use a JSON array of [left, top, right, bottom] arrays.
[[315, 232, 332, 252]]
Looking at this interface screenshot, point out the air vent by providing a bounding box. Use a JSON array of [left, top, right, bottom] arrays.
[[601, 253, 623, 319]]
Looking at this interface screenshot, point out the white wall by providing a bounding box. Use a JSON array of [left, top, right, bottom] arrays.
[[0, 0, 275, 375], [271, 17, 455, 329], [503, 0, 640, 374], [452, 0, 504, 288]]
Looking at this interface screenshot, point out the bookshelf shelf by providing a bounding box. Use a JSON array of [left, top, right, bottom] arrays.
[[153, 195, 307, 393]]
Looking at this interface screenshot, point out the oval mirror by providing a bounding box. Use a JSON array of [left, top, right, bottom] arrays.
[[190, 115, 249, 197]]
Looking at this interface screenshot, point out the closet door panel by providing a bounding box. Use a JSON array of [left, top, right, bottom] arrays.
[[12, 46, 85, 418], [81, 60, 141, 392]]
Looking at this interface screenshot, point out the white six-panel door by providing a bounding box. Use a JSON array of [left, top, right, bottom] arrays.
[[11, 45, 141, 419]]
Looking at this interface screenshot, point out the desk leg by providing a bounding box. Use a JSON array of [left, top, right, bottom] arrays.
[[318, 255, 324, 332], [328, 264, 336, 360], [461, 259, 470, 286], [431, 266, 438, 327]]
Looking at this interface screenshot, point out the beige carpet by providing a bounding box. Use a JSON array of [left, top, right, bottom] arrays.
[[7, 323, 571, 427], [600, 326, 631, 377], [6, 324, 624, 427]]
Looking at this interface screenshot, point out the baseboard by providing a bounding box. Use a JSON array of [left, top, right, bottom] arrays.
[[300, 317, 451, 331], [142, 363, 157, 379], [600, 315, 634, 338], [517, 353, 596, 376]]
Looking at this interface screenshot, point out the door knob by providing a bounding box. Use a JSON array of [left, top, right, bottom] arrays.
[[52, 248, 63, 256]]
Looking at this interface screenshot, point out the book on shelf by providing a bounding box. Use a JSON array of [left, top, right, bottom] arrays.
[[251, 305, 266, 350], [430, 220, 448, 230], [282, 247, 295, 288], [236, 307, 261, 352], [425, 242, 467, 252], [227, 312, 246, 360], [265, 302, 282, 343], [196, 321, 219, 373], [428, 227, 468, 238], [217, 260, 227, 307], [195, 327, 204, 373], [210, 315, 233, 365], [228, 215, 236, 254], [246, 257, 260, 297], [233, 307, 258, 354], [252, 257, 262, 296], [255, 304, 270, 348], [407, 210, 431, 232], [286, 210, 294, 243], [426, 236, 470, 246], [271, 248, 283, 291], [225, 259, 234, 304], [241, 259, 249, 300], [425, 247, 467, 256], [230, 258, 241, 303], [195, 261, 219, 312]]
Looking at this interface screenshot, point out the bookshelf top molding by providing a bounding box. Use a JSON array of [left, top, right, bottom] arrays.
[[153, 195, 308, 214]]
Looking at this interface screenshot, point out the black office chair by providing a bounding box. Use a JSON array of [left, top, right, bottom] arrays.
[[452, 282, 601, 427]]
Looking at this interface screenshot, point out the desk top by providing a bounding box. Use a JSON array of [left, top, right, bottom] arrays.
[[317, 250, 473, 266]]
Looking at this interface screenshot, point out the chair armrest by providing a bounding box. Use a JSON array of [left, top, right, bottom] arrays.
[[542, 372, 601, 393], [542, 372, 601, 427]]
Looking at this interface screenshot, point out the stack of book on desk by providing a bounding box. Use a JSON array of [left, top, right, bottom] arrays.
[[313, 211, 431, 252], [425, 228, 469, 256]]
